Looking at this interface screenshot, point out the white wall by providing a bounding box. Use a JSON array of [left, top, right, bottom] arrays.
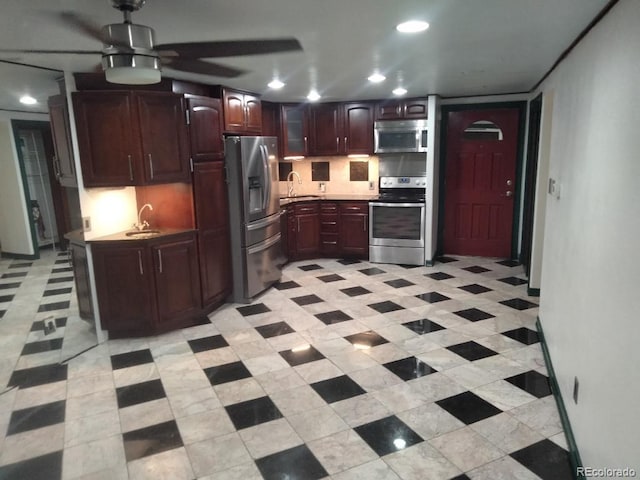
[[0, 111, 49, 256], [535, 0, 640, 469]]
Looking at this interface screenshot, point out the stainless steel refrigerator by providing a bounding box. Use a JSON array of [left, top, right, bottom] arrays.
[[225, 136, 284, 303]]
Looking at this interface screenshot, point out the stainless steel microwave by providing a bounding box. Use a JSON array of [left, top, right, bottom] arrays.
[[374, 119, 428, 153]]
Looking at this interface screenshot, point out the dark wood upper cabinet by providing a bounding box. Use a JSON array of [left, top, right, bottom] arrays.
[[309, 102, 374, 156], [72, 91, 190, 187], [186, 96, 224, 162], [219, 87, 262, 134], [48, 95, 76, 187], [343, 103, 374, 155], [280, 103, 309, 157], [261, 101, 280, 138], [375, 98, 428, 120]]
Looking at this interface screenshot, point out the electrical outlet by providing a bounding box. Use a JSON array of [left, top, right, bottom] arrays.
[[369, 181, 375, 190], [573, 376, 579, 404], [83, 216, 92, 232]]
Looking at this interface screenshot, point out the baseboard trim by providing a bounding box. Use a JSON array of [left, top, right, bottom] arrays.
[[536, 316, 585, 480], [1, 251, 37, 260], [527, 286, 541, 297]]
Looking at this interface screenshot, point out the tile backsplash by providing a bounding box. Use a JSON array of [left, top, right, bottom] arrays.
[[278, 156, 379, 196]]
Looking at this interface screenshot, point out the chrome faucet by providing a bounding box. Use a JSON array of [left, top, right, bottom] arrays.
[[134, 203, 153, 231], [286, 171, 302, 197]]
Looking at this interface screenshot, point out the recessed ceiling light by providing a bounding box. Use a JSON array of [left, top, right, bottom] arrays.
[[393, 87, 408, 96], [396, 20, 430, 33], [368, 73, 386, 83], [19, 95, 37, 105], [268, 79, 285, 89], [307, 90, 321, 102]]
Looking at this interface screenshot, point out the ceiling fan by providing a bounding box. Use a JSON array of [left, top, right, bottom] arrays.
[[1, 0, 303, 84]]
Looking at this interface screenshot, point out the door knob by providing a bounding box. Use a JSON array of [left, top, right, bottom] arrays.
[[506, 190, 513, 197]]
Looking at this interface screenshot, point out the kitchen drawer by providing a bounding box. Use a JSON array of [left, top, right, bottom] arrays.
[[339, 202, 368, 214], [294, 202, 319, 214], [320, 233, 339, 256], [320, 202, 338, 214], [320, 216, 338, 233]]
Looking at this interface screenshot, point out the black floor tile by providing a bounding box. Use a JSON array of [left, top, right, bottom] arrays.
[[256, 321, 295, 338], [110, 349, 154, 370], [0, 309, 5, 319], [338, 259, 361, 265], [436, 391, 502, 425], [9, 262, 32, 268], [0, 294, 15, 303], [203, 361, 252, 386], [47, 276, 73, 284], [450, 475, 472, 480], [505, 371, 552, 398], [236, 303, 271, 316], [340, 286, 371, 297], [358, 267, 386, 276], [51, 267, 72, 274], [437, 256, 458, 263], [122, 420, 183, 462], [453, 308, 495, 322], [256, 444, 328, 480], [498, 276, 528, 286], [299, 264, 323, 271], [447, 341, 498, 361], [458, 283, 493, 294], [500, 298, 539, 310], [188, 334, 229, 353], [502, 327, 540, 345], [8, 363, 67, 389], [274, 280, 301, 290], [225, 396, 283, 430], [31, 318, 66, 332], [383, 356, 436, 381], [415, 292, 450, 303], [315, 310, 353, 325], [354, 415, 424, 456], [0, 450, 62, 480], [385, 278, 415, 288], [0, 282, 21, 290], [510, 439, 573, 480], [37, 301, 70, 312], [2, 272, 27, 279], [399, 264, 421, 269], [54, 317, 67, 328], [344, 331, 389, 348], [54, 259, 68, 264], [279, 345, 325, 367], [317, 273, 345, 283], [42, 287, 72, 297], [463, 266, 491, 273], [402, 318, 445, 334], [368, 300, 404, 314], [311, 375, 366, 403], [21, 338, 64, 355], [291, 294, 324, 306], [497, 259, 521, 267], [116, 379, 166, 408], [426, 272, 454, 280], [7, 400, 66, 435]]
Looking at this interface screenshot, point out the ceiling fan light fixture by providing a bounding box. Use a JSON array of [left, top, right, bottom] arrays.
[[103, 53, 161, 84], [396, 20, 429, 33]]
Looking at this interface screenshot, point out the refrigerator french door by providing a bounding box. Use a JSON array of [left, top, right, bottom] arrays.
[[225, 136, 283, 303]]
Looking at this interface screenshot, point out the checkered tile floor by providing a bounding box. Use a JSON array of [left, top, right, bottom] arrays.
[[0, 251, 574, 479]]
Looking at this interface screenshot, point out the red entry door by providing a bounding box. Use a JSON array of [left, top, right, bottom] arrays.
[[443, 108, 520, 257]]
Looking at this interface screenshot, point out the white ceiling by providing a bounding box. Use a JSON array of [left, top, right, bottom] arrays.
[[0, 0, 609, 112]]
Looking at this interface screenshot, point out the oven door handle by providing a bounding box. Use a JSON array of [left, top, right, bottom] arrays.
[[369, 202, 425, 208]]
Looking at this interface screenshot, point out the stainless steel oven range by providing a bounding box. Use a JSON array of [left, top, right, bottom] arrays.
[[369, 176, 426, 266]]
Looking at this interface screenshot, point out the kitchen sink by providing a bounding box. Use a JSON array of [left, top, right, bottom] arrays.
[[125, 229, 161, 237]]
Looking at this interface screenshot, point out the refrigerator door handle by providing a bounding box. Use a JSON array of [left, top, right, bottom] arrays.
[[247, 233, 281, 255], [247, 213, 281, 231], [260, 144, 270, 212]]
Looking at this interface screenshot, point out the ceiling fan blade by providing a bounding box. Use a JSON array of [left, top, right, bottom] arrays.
[[156, 38, 302, 59], [0, 49, 101, 55], [161, 57, 246, 78], [57, 11, 104, 43]]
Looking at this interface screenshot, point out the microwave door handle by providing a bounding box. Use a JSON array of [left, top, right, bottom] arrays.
[[260, 144, 270, 211]]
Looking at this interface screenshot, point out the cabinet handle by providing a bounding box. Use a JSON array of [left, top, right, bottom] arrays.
[[344, 136, 347, 149], [304, 136, 308, 151], [157, 250, 163, 273], [185, 108, 190, 125], [363, 215, 367, 231], [297, 217, 300, 232], [127, 155, 133, 181], [336, 137, 339, 150], [52, 156, 61, 179], [148, 154, 154, 179], [138, 251, 143, 275]]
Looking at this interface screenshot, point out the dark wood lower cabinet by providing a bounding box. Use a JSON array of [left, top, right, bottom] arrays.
[[69, 239, 94, 321], [91, 232, 201, 337], [339, 202, 369, 258]]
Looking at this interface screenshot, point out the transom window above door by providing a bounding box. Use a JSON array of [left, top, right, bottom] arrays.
[[462, 120, 504, 141]]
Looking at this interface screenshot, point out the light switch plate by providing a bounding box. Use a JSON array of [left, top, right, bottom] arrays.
[[83, 216, 91, 232]]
